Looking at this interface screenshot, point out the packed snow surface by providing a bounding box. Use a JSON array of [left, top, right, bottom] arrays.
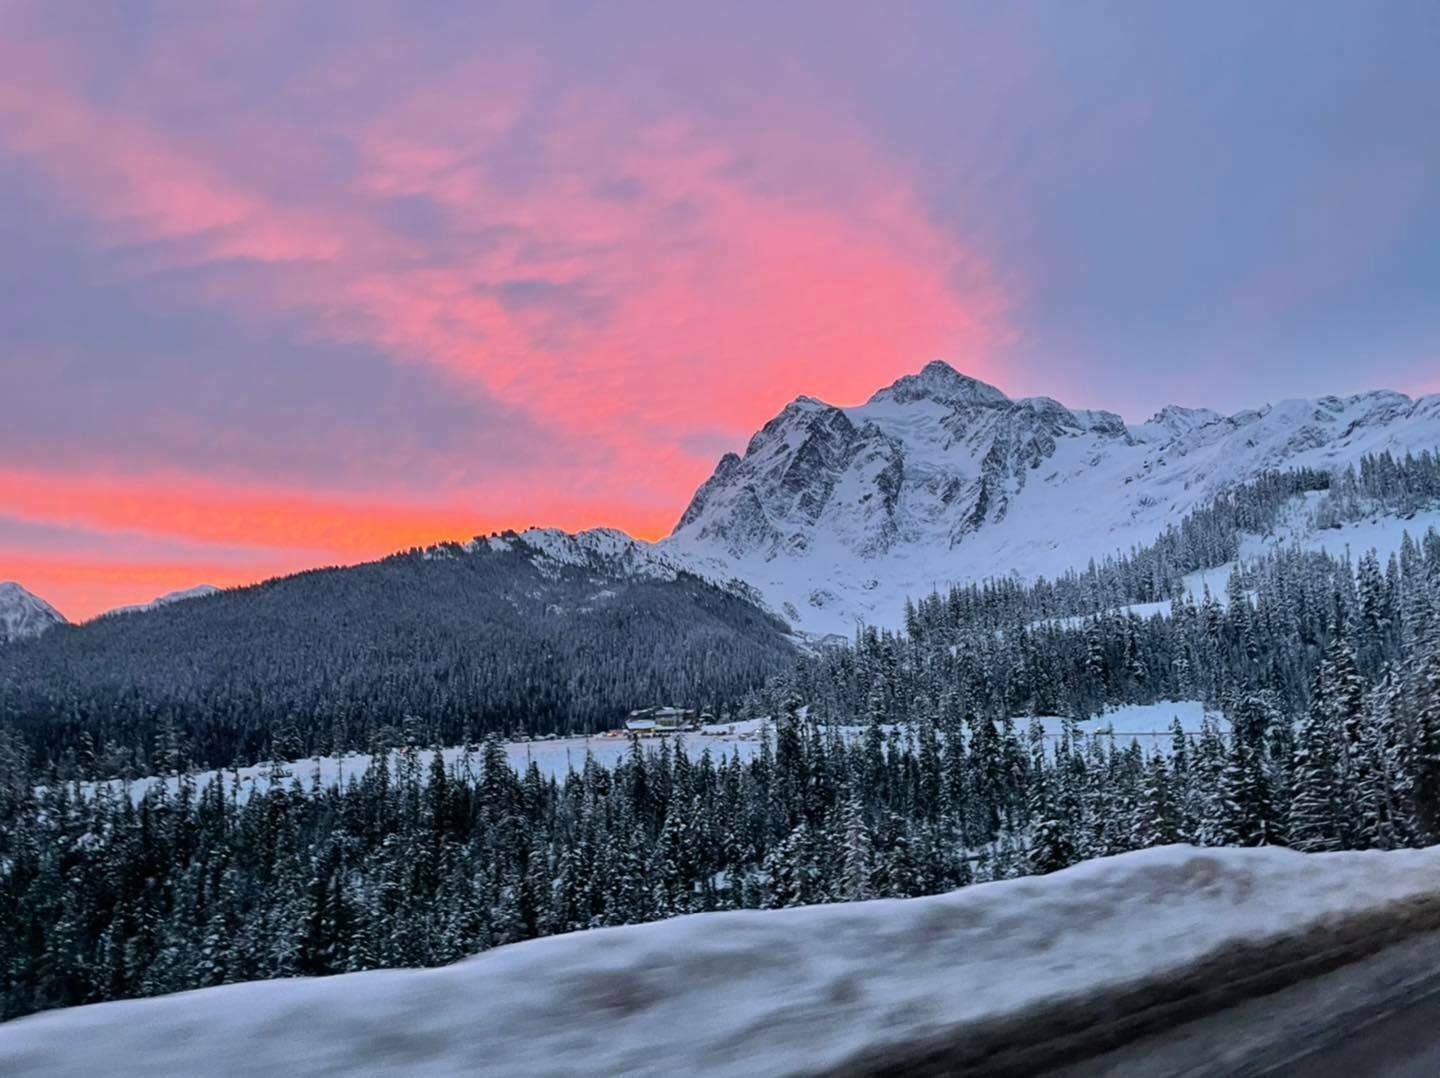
[[1031, 700, 1221, 743], [5, 845, 1439, 1077]]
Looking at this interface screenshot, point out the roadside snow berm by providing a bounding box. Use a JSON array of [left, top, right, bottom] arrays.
[[4, 845, 1440, 1076]]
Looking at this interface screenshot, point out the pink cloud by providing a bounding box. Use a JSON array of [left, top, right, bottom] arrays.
[[0, 12, 1012, 608]]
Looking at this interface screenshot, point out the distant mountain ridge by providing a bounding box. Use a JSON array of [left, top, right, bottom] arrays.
[[9, 361, 1439, 644], [663, 361, 1440, 633], [0, 531, 795, 768], [0, 582, 67, 644], [104, 584, 222, 618]]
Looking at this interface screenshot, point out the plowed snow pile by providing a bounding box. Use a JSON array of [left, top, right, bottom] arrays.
[[4, 845, 1439, 1077]]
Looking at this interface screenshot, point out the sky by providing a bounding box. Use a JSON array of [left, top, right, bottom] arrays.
[[2, 1, 1438, 620]]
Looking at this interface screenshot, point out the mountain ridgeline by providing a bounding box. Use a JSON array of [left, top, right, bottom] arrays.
[[4, 362, 1440, 777], [665, 361, 1440, 633], [0, 533, 794, 772]]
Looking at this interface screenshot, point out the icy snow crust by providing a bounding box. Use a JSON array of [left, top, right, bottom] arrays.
[[665, 362, 1440, 635], [4, 845, 1439, 1077]]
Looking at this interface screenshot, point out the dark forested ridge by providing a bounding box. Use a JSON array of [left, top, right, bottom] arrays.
[[0, 536, 795, 773]]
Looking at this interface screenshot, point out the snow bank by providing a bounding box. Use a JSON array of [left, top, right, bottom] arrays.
[[5, 845, 1440, 1077]]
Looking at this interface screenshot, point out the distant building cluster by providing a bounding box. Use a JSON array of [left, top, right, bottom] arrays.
[[623, 706, 709, 736]]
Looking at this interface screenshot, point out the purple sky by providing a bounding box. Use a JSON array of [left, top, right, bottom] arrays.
[[2, 1, 1438, 618]]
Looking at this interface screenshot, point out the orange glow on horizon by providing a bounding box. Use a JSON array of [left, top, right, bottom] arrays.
[[0, 466, 680, 621], [0, 556, 304, 624], [0, 467, 682, 554]]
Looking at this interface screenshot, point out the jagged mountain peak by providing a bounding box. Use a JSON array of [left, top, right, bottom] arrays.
[[1151, 403, 1222, 431], [784, 394, 832, 412], [485, 527, 682, 579], [1, 582, 67, 643], [665, 365, 1440, 635], [1131, 404, 1224, 443], [867, 360, 1010, 408]]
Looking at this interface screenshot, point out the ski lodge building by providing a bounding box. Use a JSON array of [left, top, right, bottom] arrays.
[[625, 707, 700, 736]]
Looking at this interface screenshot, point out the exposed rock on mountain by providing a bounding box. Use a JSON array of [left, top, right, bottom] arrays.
[[665, 361, 1440, 634]]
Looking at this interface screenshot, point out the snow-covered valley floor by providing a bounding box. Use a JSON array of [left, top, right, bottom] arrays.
[[4, 844, 1437, 1077], [84, 700, 1218, 805]]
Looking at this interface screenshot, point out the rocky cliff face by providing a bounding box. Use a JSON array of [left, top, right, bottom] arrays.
[[667, 361, 1138, 563], [664, 360, 1440, 634]]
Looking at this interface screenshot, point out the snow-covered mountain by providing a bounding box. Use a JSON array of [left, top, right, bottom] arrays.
[[105, 584, 221, 618], [0, 581, 67, 643], [664, 361, 1440, 635], [465, 527, 689, 579]]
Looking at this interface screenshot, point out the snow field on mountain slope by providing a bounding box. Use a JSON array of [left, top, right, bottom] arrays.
[[1240, 501, 1440, 567], [672, 493, 1440, 639], [1027, 502, 1440, 634], [796, 500, 1437, 638], [5, 844, 1437, 1077], [673, 428, 1187, 637], [666, 364, 1440, 638]]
